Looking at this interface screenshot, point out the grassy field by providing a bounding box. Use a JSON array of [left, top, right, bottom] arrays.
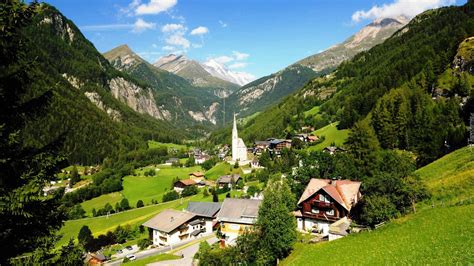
[[147, 140, 188, 151], [303, 106, 320, 117], [81, 165, 203, 215], [416, 146, 474, 203], [283, 204, 473, 265], [59, 193, 213, 247], [282, 146, 474, 265], [205, 162, 243, 180], [306, 122, 350, 151]]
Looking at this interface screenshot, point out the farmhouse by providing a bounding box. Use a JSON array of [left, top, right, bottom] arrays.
[[164, 158, 179, 165], [269, 139, 292, 154], [216, 174, 241, 189], [143, 209, 205, 247], [323, 146, 346, 155], [186, 201, 222, 233], [253, 140, 271, 155], [173, 179, 196, 193], [216, 198, 262, 244], [189, 171, 205, 182], [195, 154, 210, 164], [294, 178, 361, 236]]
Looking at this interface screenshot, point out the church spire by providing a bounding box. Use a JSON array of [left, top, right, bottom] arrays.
[[232, 113, 238, 140]]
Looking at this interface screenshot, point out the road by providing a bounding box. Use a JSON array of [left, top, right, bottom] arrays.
[[104, 234, 216, 266], [150, 237, 217, 266]]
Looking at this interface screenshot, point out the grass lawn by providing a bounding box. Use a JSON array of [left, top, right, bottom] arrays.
[[306, 122, 349, 151], [81, 192, 123, 214], [282, 204, 473, 265], [80, 165, 203, 215], [415, 146, 474, 203], [124, 254, 181, 266], [59, 194, 210, 247], [205, 162, 242, 180], [303, 106, 320, 117], [147, 140, 188, 151], [122, 165, 202, 207]]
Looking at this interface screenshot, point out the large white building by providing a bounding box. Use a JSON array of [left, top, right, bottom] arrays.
[[231, 113, 248, 162]]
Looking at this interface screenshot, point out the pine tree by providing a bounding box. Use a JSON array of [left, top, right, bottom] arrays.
[[256, 179, 297, 263], [345, 119, 380, 177], [0, 1, 66, 263]]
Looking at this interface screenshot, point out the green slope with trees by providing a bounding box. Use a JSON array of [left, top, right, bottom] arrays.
[[19, 4, 185, 165]]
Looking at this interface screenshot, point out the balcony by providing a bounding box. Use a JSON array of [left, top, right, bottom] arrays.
[[313, 201, 332, 208]]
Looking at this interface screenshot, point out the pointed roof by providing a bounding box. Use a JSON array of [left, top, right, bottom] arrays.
[[297, 178, 361, 211]]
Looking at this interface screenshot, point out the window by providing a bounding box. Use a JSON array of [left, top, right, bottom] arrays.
[[311, 208, 319, 214], [326, 209, 334, 216], [319, 194, 325, 201]]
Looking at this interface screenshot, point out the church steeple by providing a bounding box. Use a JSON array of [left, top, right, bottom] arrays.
[[232, 113, 238, 140]]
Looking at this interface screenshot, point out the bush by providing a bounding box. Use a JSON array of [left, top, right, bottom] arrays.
[[144, 169, 156, 177], [181, 186, 198, 197], [136, 200, 144, 208], [138, 238, 152, 250], [162, 191, 179, 202]]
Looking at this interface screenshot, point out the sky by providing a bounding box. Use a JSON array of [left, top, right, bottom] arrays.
[[44, 0, 465, 79]]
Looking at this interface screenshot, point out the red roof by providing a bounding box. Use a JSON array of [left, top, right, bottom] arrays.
[[297, 178, 361, 211], [176, 179, 196, 186], [190, 171, 204, 177]]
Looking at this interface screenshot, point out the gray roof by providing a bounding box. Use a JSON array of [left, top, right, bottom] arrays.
[[142, 209, 195, 233], [217, 198, 262, 225], [186, 202, 222, 218], [217, 174, 240, 184]]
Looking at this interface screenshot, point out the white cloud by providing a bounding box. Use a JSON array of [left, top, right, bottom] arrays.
[[232, 51, 249, 61], [152, 43, 158, 48], [192, 43, 203, 48], [162, 45, 175, 51], [352, 0, 456, 22], [166, 33, 190, 49], [212, 55, 234, 64], [135, 0, 177, 15], [218, 20, 227, 28], [190, 26, 209, 35], [228, 62, 247, 69], [161, 23, 185, 32], [132, 18, 156, 32]]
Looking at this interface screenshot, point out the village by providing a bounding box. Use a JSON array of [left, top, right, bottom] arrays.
[[80, 115, 362, 265]]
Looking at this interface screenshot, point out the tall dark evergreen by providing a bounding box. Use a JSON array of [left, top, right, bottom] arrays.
[[0, 1, 67, 263]]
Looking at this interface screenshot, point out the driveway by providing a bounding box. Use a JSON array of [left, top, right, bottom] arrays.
[[149, 237, 218, 266]]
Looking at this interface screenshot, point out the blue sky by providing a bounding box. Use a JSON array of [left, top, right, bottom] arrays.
[[45, 0, 465, 79]]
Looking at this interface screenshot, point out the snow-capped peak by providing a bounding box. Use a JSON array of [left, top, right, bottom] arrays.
[[203, 59, 254, 86]]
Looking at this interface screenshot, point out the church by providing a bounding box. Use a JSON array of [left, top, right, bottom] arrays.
[[231, 113, 248, 163]]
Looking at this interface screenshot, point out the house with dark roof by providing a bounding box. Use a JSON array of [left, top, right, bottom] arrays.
[[216, 198, 262, 244], [186, 201, 222, 233], [142, 209, 205, 246], [216, 174, 240, 189], [294, 178, 361, 236], [173, 179, 196, 193]]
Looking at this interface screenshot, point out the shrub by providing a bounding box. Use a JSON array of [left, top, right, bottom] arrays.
[[162, 190, 179, 202], [181, 186, 198, 197]]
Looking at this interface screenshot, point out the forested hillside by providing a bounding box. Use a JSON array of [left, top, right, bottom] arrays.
[[19, 4, 185, 164], [213, 3, 474, 166]]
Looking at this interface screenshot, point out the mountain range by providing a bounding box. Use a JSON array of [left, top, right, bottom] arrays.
[[222, 16, 409, 120]]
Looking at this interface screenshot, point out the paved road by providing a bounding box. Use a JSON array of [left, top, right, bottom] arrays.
[[150, 237, 218, 266], [104, 235, 215, 266]]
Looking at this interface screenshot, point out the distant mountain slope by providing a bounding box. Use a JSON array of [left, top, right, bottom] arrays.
[[202, 59, 255, 86], [297, 17, 409, 72], [216, 4, 473, 165], [154, 54, 239, 95], [104, 45, 223, 127], [20, 4, 184, 164], [225, 17, 407, 121]]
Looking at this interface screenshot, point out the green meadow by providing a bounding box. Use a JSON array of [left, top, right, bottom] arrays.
[[81, 165, 203, 215], [147, 140, 188, 151], [204, 162, 243, 180], [306, 122, 350, 151]]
